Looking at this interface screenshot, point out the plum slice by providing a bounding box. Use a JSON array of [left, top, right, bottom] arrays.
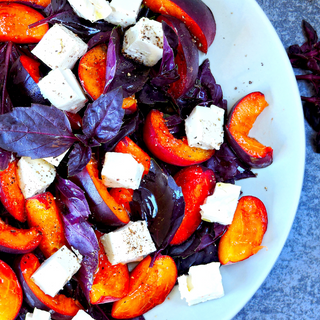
[[157, 15, 199, 99], [71, 158, 130, 226], [0, 218, 42, 254], [170, 165, 216, 245], [143, 109, 215, 166], [0, 260, 23, 320], [0, 160, 26, 222], [144, 0, 216, 53], [25, 192, 68, 258], [218, 196, 268, 265], [15, 253, 83, 320], [225, 92, 273, 168], [78, 44, 138, 113], [111, 255, 177, 319], [0, 3, 48, 43], [89, 231, 129, 304]]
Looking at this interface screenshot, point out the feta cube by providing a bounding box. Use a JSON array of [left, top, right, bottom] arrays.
[[106, 0, 142, 27], [31, 246, 82, 297], [178, 262, 224, 306], [32, 24, 88, 70], [38, 68, 87, 114], [101, 152, 144, 189], [123, 18, 163, 67], [17, 157, 56, 199], [185, 105, 225, 150], [100, 221, 156, 265], [25, 308, 51, 320], [67, 0, 112, 23], [43, 149, 69, 167], [200, 182, 241, 225], [72, 310, 95, 320]]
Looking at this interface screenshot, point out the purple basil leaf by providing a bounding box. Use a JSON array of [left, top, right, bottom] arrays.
[[303, 98, 320, 131], [101, 111, 142, 152], [173, 243, 219, 276], [150, 22, 179, 87], [306, 58, 320, 73], [132, 159, 185, 250], [8, 57, 48, 107], [136, 82, 169, 105], [56, 176, 99, 300], [176, 59, 227, 118], [67, 143, 92, 177], [87, 31, 112, 49], [162, 20, 179, 53], [302, 20, 318, 50], [56, 176, 91, 220], [0, 104, 77, 158], [32, 4, 112, 40], [82, 87, 125, 144], [167, 222, 226, 259], [296, 74, 320, 93], [0, 149, 11, 171], [287, 44, 302, 55], [103, 28, 150, 98], [76, 134, 101, 148], [104, 30, 117, 93], [0, 42, 15, 115], [204, 142, 255, 183], [63, 216, 99, 301], [51, 0, 69, 13]]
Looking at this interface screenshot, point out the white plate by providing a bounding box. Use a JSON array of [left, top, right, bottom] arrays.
[[145, 0, 305, 319]]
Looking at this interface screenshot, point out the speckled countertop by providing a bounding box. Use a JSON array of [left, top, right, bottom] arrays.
[[234, 1, 320, 319]]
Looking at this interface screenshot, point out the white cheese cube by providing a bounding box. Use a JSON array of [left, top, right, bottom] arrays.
[[31, 246, 82, 297], [178, 262, 224, 306], [185, 105, 225, 150], [32, 24, 88, 70], [100, 221, 156, 265], [106, 0, 142, 27], [43, 149, 69, 167], [17, 157, 56, 199], [38, 68, 87, 114], [67, 0, 112, 23], [25, 308, 51, 320], [123, 18, 163, 67], [200, 182, 241, 225], [72, 310, 95, 320], [101, 152, 144, 189]]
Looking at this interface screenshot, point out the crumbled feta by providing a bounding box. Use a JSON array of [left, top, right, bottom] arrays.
[[106, 0, 142, 27], [17, 157, 56, 199], [178, 262, 224, 306], [43, 149, 69, 167], [32, 24, 88, 70], [100, 221, 156, 265], [101, 152, 144, 190], [72, 310, 95, 320], [37, 68, 87, 114], [25, 308, 51, 320], [123, 18, 163, 67], [185, 105, 225, 150], [67, 0, 112, 23], [200, 182, 241, 225], [31, 246, 82, 297]]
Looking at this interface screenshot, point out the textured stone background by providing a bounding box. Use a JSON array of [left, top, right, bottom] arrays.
[[234, 1, 320, 319]]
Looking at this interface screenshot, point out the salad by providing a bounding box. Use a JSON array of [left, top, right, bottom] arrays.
[[0, 0, 273, 320]]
